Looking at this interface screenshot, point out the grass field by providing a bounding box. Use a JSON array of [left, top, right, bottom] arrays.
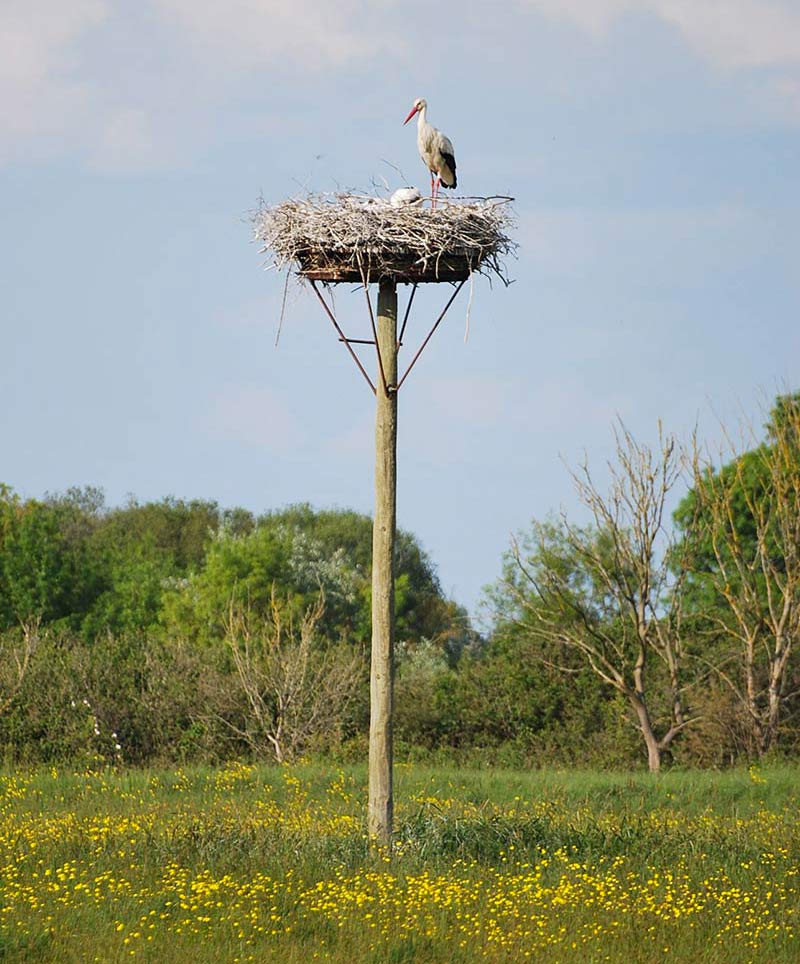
[[1, 762, 798, 962]]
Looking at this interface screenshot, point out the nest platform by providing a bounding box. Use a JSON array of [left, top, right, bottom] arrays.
[[253, 194, 514, 285]]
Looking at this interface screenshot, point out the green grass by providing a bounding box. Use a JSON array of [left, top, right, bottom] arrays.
[[1, 762, 798, 962]]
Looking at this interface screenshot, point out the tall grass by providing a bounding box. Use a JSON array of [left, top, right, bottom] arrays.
[[1, 763, 798, 962]]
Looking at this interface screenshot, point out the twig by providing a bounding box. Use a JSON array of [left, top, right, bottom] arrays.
[[275, 269, 290, 347], [252, 192, 516, 288]]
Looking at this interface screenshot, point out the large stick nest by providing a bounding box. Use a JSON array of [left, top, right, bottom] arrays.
[[252, 193, 516, 284]]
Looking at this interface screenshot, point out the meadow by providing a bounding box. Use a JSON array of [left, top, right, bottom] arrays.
[[1, 762, 798, 963]]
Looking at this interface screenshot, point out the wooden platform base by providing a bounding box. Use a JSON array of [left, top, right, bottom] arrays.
[[297, 251, 481, 284]]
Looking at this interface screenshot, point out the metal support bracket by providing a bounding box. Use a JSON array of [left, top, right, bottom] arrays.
[[396, 279, 467, 391], [309, 275, 469, 397], [310, 279, 376, 394]]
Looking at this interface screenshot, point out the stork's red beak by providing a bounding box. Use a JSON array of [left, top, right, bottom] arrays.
[[403, 104, 419, 125]]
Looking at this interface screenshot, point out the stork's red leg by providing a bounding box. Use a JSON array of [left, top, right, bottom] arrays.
[[430, 171, 436, 208]]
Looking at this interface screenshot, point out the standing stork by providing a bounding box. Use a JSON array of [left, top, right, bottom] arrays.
[[403, 97, 457, 208]]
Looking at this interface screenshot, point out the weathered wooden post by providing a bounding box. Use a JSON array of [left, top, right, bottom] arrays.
[[252, 193, 513, 850], [369, 280, 397, 845]]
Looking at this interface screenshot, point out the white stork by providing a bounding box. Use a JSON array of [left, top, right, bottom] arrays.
[[390, 186, 423, 208], [403, 97, 457, 207]]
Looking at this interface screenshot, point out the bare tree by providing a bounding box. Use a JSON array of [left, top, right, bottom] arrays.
[[0, 617, 39, 715], [506, 421, 695, 772], [690, 399, 800, 755], [221, 593, 364, 762]]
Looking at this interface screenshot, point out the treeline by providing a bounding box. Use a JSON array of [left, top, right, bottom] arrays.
[[1, 392, 799, 770], [0, 496, 473, 765]]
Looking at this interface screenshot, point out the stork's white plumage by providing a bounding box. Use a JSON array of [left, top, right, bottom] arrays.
[[403, 97, 457, 208]]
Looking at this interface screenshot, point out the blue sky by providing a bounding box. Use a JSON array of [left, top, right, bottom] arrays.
[[2, 0, 799, 618]]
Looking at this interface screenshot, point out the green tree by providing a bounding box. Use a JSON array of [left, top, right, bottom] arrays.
[[163, 524, 297, 644], [678, 393, 800, 755], [80, 497, 242, 638], [259, 505, 455, 647], [0, 489, 100, 628], [165, 505, 459, 650], [91, 497, 250, 573]]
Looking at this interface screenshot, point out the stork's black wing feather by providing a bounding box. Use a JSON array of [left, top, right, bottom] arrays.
[[440, 152, 457, 189]]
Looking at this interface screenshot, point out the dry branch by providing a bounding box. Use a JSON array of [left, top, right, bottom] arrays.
[[505, 421, 696, 772], [221, 594, 364, 763], [252, 193, 516, 284]]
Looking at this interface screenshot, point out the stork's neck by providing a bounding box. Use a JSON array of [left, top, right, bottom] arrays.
[[416, 103, 428, 130]]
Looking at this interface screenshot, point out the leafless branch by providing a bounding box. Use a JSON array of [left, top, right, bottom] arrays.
[[222, 592, 364, 762], [0, 617, 40, 715]]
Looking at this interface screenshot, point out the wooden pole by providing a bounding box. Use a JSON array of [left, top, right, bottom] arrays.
[[368, 279, 397, 848]]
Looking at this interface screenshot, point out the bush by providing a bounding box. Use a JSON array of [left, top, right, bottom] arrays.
[[0, 629, 205, 765]]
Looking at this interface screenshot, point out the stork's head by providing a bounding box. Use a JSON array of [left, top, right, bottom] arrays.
[[403, 98, 426, 125]]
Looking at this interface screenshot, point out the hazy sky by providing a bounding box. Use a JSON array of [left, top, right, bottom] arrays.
[[2, 0, 799, 618]]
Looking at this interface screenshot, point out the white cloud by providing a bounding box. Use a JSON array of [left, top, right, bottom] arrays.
[[208, 384, 300, 451], [4, 0, 797, 169], [520, 0, 800, 69], [655, 0, 800, 69], [0, 0, 107, 159], [90, 107, 168, 172], [0, 0, 402, 168], [0, 0, 106, 87], [151, 0, 397, 71], [520, 0, 631, 37]]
